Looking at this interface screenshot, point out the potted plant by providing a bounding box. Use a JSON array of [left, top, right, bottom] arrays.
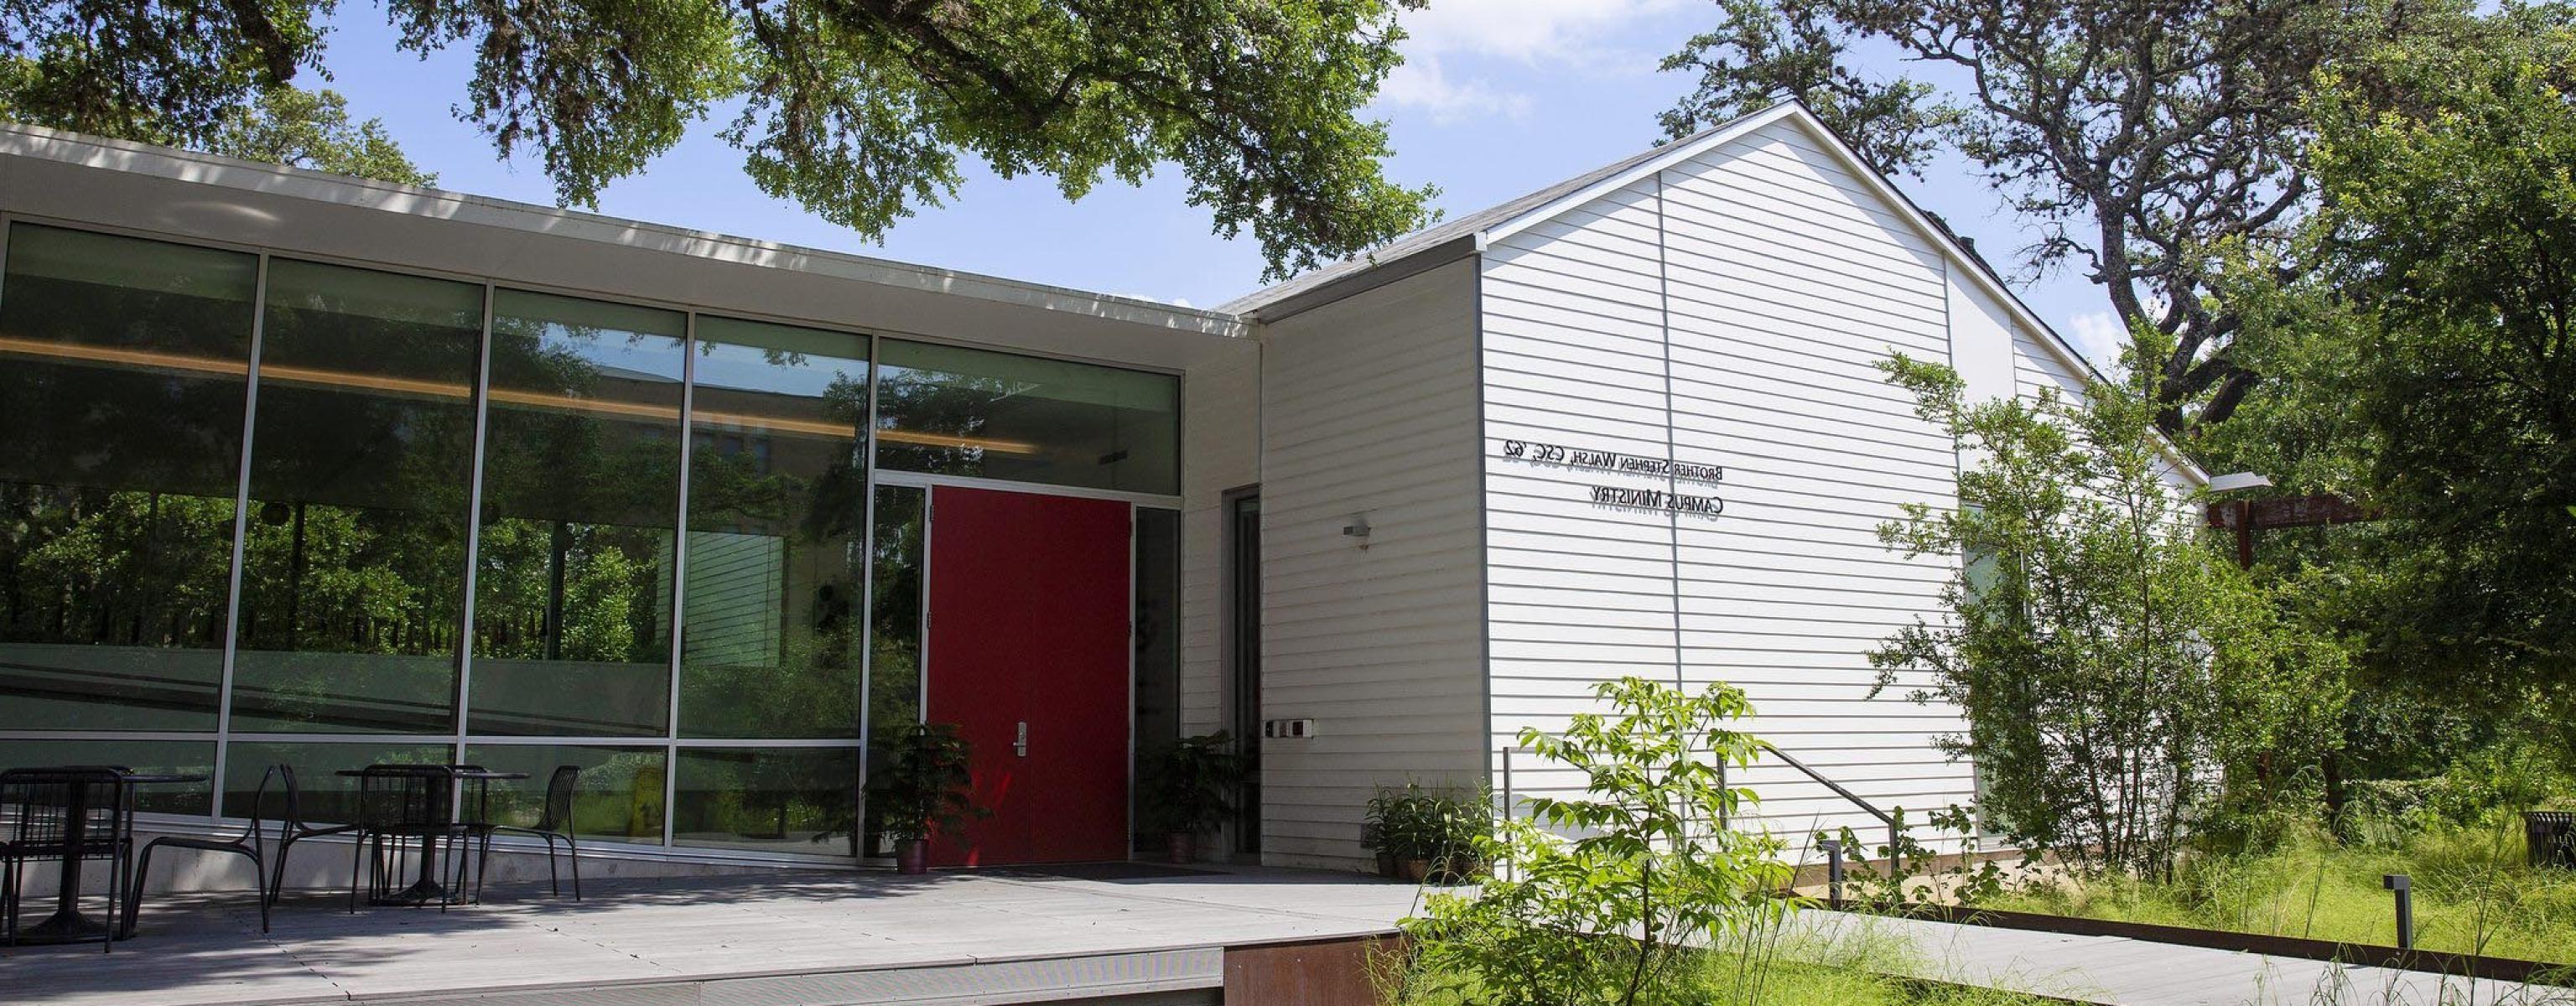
[[1145, 732, 1249, 863], [867, 722, 984, 874], [1363, 784, 1492, 884]]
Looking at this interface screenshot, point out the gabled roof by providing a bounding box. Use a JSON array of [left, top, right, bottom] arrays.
[[1220, 101, 2208, 485]]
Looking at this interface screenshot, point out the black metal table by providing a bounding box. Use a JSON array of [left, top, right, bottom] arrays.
[[336, 766, 527, 906], [13, 770, 207, 945]]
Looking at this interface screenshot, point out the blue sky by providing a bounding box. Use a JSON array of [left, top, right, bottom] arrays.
[[312, 0, 2124, 366]]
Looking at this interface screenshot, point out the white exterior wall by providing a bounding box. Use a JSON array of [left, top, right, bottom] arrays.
[[1479, 117, 1984, 858], [1180, 351, 1260, 741], [1254, 258, 1488, 870]]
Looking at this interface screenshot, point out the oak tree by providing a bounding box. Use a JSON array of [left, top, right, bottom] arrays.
[[0, 0, 1434, 278]]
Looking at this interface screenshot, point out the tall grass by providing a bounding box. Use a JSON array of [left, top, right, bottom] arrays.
[[1990, 812, 2576, 961]]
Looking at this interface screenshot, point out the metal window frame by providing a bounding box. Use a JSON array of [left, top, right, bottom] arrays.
[[0, 215, 1185, 864]]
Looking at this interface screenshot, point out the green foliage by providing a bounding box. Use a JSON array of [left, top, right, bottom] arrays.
[[1658, 0, 2484, 433], [1869, 350, 2350, 879], [1, 0, 1436, 280], [204, 87, 437, 186], [2208, 7, 2576, 749], [1821, 806, 2008, 910], [1363, 783, 1493, 879], [1392, 678, 1791, 1006], [1993, 815, 2576, 962], [865, 721, 983, 840], [1143, 730, 1248, 834]]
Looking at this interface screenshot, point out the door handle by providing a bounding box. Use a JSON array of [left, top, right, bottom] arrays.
[[1015, 721, 1029, 757]]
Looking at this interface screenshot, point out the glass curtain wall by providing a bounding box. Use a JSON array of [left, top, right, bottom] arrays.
[[0, 220, 1184, 861]]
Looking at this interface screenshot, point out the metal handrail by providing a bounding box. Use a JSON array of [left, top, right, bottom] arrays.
[[1749, 740, 1902, 874], [1499, 738, 1905, 874]]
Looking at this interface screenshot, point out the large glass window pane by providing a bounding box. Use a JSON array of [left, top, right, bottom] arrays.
[[0, 739, 216, 815], [672, 746, 859, 854], [860, 484, 923, 858], [678, 317, 869, 739], [461, 743, 667, 844], [1130, 507, 1180, 850], [230, 260, 481, 734], [221, 739, 454, 825], [874, 340, 1177, 494], [0, 225, 255, 732], [470, 291, 684, 737]]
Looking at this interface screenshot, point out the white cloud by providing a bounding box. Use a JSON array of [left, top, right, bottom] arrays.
[[1398, 0, 1690, 61], [1379, 57, 1533, 124], [1374, 0, 1688, 122], [2067, 310, 2132, 371]]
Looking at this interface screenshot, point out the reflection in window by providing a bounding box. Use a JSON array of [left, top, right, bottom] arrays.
[[470, 291, 684, 737], [673, 746, 860, 854], [461, 743, 667, 844], [0, 739, 216, 815], [0, 225, 255, 733], [875, 340, 1178, 494], [231, 260, 482, 734], [221, 739, 454, 826], [1130, 507, 1181, 849], [678, 317, 869, 739], [861, 485, 923, 858]]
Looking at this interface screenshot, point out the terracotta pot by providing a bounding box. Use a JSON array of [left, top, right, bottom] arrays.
[[895, 837, 930, 875], [1400, 858, 1431, 883], [1166, 831, 1197, 863]]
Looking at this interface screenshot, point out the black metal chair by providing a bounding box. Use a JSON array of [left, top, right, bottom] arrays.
[[479, 765, 583, 901], [346, 765, 471, 913], [1, 766, 133, 952], [266, 763, 361, 905], [122, 765, 276, 936]]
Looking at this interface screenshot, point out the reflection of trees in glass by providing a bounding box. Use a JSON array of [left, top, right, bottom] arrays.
[[678, 364, 865, 738], [5, 487, 236, 648], [861, 485, 925, 853], [474, 316, 680, 666], [871, 365, 1025, 477]]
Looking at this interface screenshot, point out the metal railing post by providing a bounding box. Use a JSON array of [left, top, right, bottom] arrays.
[[1820, 838, 1844, 910]]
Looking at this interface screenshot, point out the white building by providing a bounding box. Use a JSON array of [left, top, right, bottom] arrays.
[[0, 101, 2199, 882]]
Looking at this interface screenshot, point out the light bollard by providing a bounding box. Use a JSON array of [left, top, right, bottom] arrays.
[[2383, 874, 2414, 950]]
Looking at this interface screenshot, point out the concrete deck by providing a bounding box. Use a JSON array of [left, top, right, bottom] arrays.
[[4, 864, 2569, 1006], [0, 864, 1423, 1006]]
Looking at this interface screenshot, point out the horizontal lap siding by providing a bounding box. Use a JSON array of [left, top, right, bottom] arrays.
[[1483, 118, 1977, 858], [1257, 258, 1487, 870]]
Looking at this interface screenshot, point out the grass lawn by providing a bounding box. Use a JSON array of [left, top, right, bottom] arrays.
[[1983, 817, 2576, 962]]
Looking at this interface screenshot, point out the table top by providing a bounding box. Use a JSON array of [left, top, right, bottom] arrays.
[[335, 765, 531, 781], [0, 766, 207, 785]]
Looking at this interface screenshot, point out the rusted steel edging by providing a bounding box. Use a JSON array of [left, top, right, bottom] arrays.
[[1889, 903, 2576, 986]]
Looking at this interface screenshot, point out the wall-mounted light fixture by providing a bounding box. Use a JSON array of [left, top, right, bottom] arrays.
[[1343, 513, 1372, 548]]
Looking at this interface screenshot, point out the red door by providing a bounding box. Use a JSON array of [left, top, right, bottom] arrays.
[[925, 485, 1132, 867]]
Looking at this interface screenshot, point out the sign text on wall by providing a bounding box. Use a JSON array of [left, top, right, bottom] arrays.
[[1497, 438, 1727, 518]]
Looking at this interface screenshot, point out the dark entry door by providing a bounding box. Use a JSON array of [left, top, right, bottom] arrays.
[[925, 485, 1132, 866]]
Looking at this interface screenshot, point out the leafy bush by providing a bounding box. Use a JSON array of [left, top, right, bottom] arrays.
[[1391, 677, 1792, 1006], [1144, 731, 1249, 834], [867, 722, 983, 840], [1364, 783, 1493, 879]]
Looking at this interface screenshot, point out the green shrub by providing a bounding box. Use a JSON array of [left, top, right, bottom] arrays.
[[1390, 677, 1792, 1006]]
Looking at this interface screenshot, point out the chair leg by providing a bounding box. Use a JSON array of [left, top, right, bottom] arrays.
[[122, 844, 157, 939], [544, 835, 561, 897], [348, 833, 366, 914], [103, 851, 120, 954], [249, 849, 270, 935], [3, 855, 18, 946], [269, 835, 293, 908], [566, 834, 580, 902]]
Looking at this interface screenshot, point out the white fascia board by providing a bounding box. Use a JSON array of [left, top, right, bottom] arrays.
[[0, 122, 1248, 341], [1474, 102, 2209, 488]]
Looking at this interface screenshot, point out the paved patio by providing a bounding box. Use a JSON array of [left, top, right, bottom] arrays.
[[0, 864, 1424, 1006], [5, 863, 2570, 1006]]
